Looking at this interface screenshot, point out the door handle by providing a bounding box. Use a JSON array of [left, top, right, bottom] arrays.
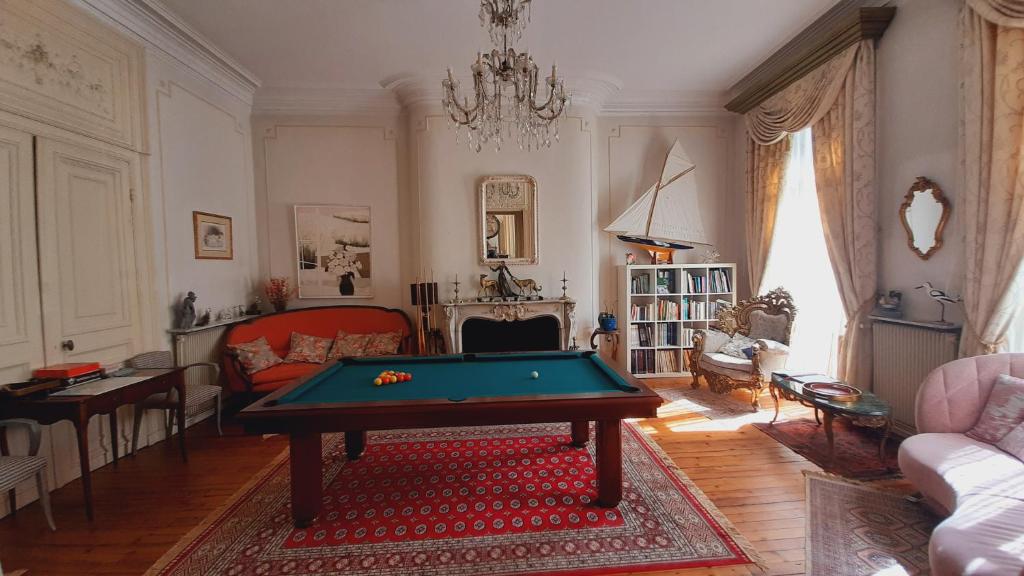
[[61, 339, 75, 351]]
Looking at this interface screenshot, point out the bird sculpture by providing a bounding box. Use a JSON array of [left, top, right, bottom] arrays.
[[915, 282, 961, 324]]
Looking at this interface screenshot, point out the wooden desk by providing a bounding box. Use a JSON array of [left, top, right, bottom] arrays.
[[0, 369, 187, 520]]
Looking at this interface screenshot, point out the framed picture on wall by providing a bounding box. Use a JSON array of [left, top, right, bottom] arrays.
[[192, 211, 233, 260], [294, 205, 373, 298]]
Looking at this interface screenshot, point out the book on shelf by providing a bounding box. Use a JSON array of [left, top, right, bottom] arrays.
[[630, 349, 657, 374], [630, 274, 652, 294], [681, 298, 708, 320], [657, 323, 679, 347], [684, 272, 706, 294], [657, 300, 679, 321], [681, 328, 695, 348], [708, 269, 731, 293], [656, 350, 680, 373], [628, 323, 654, 347], [630, 303, 655, 321]]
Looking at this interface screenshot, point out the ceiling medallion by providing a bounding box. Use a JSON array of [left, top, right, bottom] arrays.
[[442, 0, 570, 152]]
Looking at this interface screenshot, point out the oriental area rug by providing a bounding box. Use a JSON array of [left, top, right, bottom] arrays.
[[754, 418, 902, 479], [805, 471, 937, 575], [147, 422, 759, 576]]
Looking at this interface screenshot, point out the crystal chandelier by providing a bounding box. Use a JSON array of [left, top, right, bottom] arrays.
[[442, 0, 570, 152]]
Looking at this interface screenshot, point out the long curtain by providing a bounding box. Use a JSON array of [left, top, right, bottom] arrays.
[[960, 0, 1024, 355], [745, 40, 877, 390], [745, 137, 791, 294]]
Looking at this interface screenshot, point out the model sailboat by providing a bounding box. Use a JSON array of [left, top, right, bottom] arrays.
[[604, 140, 708, 263]]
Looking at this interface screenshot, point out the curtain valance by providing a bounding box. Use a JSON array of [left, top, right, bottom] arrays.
[[968, 0, 1024, 26], [744, 42, 865, 146]]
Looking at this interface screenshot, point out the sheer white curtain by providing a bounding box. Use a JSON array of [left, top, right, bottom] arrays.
[[760, 128, 847, 374]]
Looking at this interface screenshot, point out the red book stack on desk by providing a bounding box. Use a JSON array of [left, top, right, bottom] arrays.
[[32, 362, 104, 387]]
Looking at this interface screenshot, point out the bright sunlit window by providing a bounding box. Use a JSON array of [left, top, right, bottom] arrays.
[[759, 128, 846, 375], [1007, 313, 1024, 353]]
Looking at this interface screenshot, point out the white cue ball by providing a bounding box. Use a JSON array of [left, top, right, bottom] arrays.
[[530, 371, 539, 379]]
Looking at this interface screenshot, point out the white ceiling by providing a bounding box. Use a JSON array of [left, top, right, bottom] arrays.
[[159, 0, 839, 109]]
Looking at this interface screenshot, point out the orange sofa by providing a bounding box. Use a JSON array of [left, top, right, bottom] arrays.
[[223, 305, 413, 394]]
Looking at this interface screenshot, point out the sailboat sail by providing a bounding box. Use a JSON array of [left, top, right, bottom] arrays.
[[604, 140, 708, 248]]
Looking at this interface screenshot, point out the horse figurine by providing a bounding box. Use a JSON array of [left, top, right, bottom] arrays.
[[513, 278, 542, 298], [478, 274, 498, 299]]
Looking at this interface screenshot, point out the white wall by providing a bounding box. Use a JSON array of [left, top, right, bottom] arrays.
[[147, 53, 260, 330], [251, 116, 403, 309], [877, 0, 963, 324]]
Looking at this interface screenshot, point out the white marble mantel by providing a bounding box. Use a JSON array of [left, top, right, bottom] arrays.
[[443, 298, 577, 353]]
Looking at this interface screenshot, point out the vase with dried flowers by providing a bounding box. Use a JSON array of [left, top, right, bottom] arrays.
[[264, 277, 293, 312]]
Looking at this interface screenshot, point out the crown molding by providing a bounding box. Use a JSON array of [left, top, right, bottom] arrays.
[[254, 86, 401, 116], [725, 1, 895, 114], [602, 90, 729, 116], [73, 0, 261, 105]]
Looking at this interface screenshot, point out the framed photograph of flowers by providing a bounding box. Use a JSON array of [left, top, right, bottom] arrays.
[[294, 205, 373, 298], [193, 211, 233, 260]]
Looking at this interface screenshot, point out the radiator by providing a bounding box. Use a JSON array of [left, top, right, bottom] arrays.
[[872, 319, 960, 434], [171, 325, 230, 388]]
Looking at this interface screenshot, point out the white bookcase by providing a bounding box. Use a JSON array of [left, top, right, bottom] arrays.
[[618, 263, 737, 378]]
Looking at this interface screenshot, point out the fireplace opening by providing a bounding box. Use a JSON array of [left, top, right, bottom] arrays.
[[461, 316, 561, 353]]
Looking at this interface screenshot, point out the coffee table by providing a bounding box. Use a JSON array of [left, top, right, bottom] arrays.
[[769, 372, 892, 463]]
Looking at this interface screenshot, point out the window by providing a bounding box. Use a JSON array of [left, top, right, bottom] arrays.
[[1007, 312, 1024, 353], [759, 128, 846, 375]]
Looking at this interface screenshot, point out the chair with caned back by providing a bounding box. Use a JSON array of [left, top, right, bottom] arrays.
[[129, 351, 223, 455], [0, 419, 55, 530]]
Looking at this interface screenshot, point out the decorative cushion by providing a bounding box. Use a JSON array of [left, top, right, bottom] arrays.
[[228, 336, 283, 375], [283, 332, 333, 364], [363, 331, 403, 357], [719, 334, 756, 359], [966, 374, 1024, 444], [328, 332, 373, 359], [748, 310, 789, 344], [701, 329, 731, 353], [996, 421, 1024, 460], [742, 346, 754, 359]]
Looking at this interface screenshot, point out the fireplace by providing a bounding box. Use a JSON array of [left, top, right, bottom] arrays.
[[461, 316, 561, 353], [442, 299, 576, 353]]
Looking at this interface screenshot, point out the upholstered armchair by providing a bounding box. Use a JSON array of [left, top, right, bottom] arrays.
[[689, 287, 797, 410]]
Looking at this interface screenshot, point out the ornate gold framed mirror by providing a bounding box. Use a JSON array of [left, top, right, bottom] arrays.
[[899, 176, 950, 260], [480, 175, 538, 265]]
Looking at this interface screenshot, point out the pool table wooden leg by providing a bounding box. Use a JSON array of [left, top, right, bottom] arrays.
[[595, 419, 622, 507], [290, 431, 321, 528], [571, 421, 589, 447], [345, 430, 366, 460]]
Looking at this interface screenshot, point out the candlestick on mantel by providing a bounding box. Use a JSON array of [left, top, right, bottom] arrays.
[[560, 270, 569, 300]]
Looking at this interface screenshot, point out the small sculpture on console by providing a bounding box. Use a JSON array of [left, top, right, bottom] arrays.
[[513, 278, 542, 299], [176, 291, 197, 330], [245, 297, 262, 316], [195, 309, 211, 327], [478, 274, 499, 300]]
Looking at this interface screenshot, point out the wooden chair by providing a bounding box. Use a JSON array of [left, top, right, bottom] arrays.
[[0, 419, 55, 530], [129, 351, 223, 456]]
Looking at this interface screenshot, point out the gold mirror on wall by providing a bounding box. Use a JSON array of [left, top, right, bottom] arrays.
[[899, 176, 950, 260], [480, 175, 538, 265]]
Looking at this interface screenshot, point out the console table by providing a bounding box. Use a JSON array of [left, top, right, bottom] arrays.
[[0, 369, 187, 520]]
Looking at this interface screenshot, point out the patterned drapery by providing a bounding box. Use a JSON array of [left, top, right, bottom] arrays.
[[744, 40, 877, 390], [960, 1, 1024, 355], [745, 137, 791, 294]]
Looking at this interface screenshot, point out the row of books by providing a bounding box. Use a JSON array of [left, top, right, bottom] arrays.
[[708, 269, 731, 293], [657, 300, 680, 321], [630, 349, 657, 374], [682, 298, 709, 320], [630, 349, 686, 374], [655, 270, 676, 294], [656, 350, 682, 373], [628, 323, 655, 347], [630, 303, 655, 321], [630, 274, 652, 294]]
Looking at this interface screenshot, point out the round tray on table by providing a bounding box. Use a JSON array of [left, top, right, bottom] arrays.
[[804, 382, 862, 403]]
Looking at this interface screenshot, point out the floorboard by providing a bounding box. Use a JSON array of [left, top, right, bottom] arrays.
[[0, 379, 840, 575]]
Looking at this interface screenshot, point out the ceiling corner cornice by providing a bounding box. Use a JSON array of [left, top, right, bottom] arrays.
[[253, 86, 401, 116], [74, 0, 261, 104]]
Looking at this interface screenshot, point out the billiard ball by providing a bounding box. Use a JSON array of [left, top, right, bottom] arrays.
[[530, 371, 539, 379], [373, 377, 383, 386]]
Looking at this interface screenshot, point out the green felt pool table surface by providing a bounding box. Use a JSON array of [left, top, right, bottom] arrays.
[[277, 351, 639, 405]]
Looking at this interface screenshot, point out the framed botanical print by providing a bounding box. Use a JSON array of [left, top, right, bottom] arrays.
[[294, 205, 373, 298], [192, 211, 233, 260]]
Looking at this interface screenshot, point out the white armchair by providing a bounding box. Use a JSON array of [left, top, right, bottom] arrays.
[[689, 287, 796, 410]]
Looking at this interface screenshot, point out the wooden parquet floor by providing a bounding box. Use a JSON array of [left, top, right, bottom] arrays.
[[0, 380, 824, 575]]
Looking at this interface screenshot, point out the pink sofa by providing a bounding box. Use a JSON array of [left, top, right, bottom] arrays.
[[898, 353, 1024, 575]]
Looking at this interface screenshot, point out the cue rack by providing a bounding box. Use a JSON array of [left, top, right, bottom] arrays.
[[410, 277, 445, 355]]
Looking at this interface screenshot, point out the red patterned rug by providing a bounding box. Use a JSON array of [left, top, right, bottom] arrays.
[[147, 423, 759, 576], [754, 418, 903, 479]]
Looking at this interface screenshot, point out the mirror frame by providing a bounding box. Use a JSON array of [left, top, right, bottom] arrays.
[[899, 176, 951, 261], [479, 175, 539, 265]]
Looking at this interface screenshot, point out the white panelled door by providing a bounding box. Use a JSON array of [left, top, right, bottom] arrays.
[[35, 138, 141, 365], [0, 126, 43, 382]]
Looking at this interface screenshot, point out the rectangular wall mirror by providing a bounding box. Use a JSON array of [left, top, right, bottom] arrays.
[[480, 175, 538, 265]]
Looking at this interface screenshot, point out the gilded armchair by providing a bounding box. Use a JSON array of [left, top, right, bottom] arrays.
[[688, 287, 797, 410]]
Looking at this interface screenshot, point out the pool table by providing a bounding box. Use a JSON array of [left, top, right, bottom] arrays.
[[238, 351, 662, 527]]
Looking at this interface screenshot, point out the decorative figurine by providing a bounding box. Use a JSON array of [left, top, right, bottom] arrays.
[[513, 277, 542, 299], [873, 290, 903, 319], [195, 309, 211, 327], [478, 274, 499, 300], [701, 249, 721, 264], [915, 282, 961, 324], [626, 252, 636, 265], [245, 297, 262, 316], [176, 291, 197, 330]]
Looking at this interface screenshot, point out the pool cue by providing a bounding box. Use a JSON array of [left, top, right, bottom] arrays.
[[426, 270, 436, 355]]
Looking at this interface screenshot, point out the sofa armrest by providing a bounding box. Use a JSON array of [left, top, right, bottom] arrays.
[[694, 329, 730, 354], [752, 339, 790, 378]]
